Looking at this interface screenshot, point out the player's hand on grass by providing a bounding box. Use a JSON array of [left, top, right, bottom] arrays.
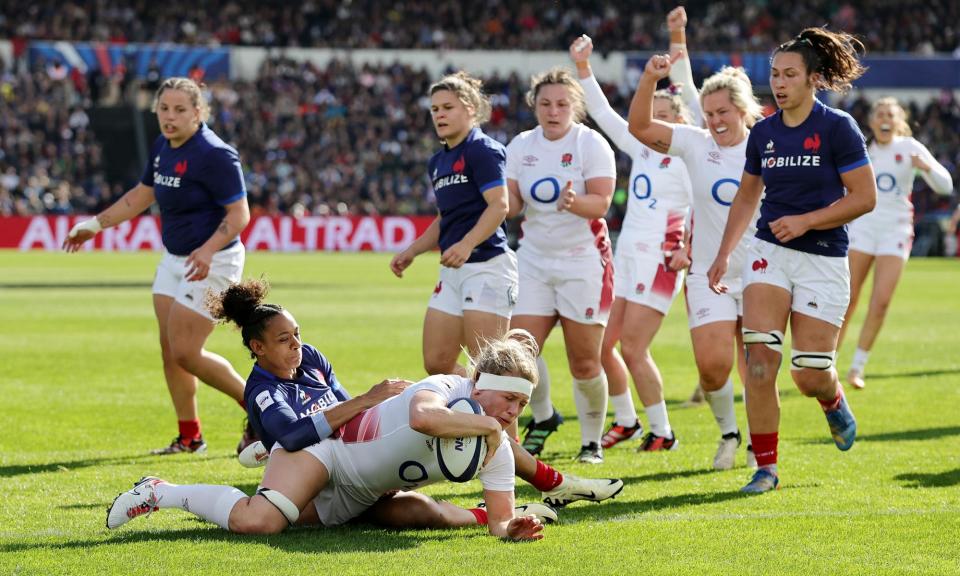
[[505, 515, 544, 541], [63, 218, 102, 252]]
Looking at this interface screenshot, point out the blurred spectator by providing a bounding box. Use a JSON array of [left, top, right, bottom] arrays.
[[0, 0, 957, 53]]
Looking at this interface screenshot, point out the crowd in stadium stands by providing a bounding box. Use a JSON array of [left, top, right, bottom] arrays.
[[1, 53, 958, 234], [1, 0, 959, 54]]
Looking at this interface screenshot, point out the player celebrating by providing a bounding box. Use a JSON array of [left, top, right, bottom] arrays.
[[390, 71, 517, 377], [506, 67, 617, 463], [108, 330, 548, 541], [707, 28, 877, 493], [627, 44, 763, 467], [569, 34, 693, 452], [63, 77, 254, 455], [841, 97, 953, 389]]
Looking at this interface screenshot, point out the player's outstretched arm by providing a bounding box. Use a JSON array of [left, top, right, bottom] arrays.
[[483, 489, 543, 541], [627, 52, 683, 154], [63, 183, 155, 252]]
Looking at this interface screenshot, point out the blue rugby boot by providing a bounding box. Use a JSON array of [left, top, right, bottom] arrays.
[[824, 391, 857, 451], [740, 467, 779, 494]]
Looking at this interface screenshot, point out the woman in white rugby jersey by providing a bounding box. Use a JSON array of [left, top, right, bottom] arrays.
[[107, 330, 546, 541], [506, 67, 617, 464], [569, 34, 694, 454], [840, 97, 953, 389], [627, 35, 764, 470]]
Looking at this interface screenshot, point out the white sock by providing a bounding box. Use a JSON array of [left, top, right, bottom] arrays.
[[704, 379, 738, 436], [644, 400, 672, 437], [154, 482, 247, 530], [850, 348, 870, 374], [530, 356, 555, 422], [609, 392, 638, 427], [573, 373, 608, 446]]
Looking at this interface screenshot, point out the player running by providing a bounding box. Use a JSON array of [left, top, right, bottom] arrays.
[[707, 28, 877, 494], [840, 97, 953, 389]]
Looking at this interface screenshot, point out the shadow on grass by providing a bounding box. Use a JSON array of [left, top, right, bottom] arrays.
[[0, 453, 236, 478], [0, 521, 471, 554], [862, 368, 960, 380], [801, 425, 960, 446], [558, 489, 749, 521], [895, 468, 960, 489]]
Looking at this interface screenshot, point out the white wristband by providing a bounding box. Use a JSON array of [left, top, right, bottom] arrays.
[[68, 218, 102, 238]]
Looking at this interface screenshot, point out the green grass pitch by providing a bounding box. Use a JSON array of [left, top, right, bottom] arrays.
[[1, 251, 958, 575]]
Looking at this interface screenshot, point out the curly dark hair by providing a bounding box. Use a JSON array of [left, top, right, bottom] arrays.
[[774, 28, 867, 94], [207, 278, 284, 358]]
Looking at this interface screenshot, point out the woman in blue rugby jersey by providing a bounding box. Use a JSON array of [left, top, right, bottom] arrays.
[[64, 77, 255, 455], [390, 71, 517, 378], [707, 28, 877, 494]]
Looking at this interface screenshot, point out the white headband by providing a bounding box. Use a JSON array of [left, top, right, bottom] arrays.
[[475, 372, 534, 398]]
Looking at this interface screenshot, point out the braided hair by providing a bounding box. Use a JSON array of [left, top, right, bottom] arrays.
[[207, 279, 284, 358]]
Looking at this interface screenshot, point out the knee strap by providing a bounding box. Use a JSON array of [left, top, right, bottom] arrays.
[[742, 329, 784, 354], [256, 488, 300, 525], [790, 350, 836, 371]]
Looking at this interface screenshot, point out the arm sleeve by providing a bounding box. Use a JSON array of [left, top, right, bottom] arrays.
[[668, 50, 704, 128], [504, 137, 521, 181], [582, 130, 617, 180], [579, 74, 642, 156], [832, 115, 870, 174], [466, 141, 507, 193], [250, 384, 322, 451], [477, 431, 516, 492], [912, 139, 954, 195], [139, 138, 162, 186], [198, 146, 247, 205], [667, 124, 697, 164], [744, 128, 762, 176]]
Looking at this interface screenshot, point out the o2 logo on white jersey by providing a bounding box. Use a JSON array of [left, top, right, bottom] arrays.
[[530, 177, 561, 203], [632, 174, 656, 209], [876, 172, 898, 194], [711, 178, 740, 206], [398, 460, 429, 490]]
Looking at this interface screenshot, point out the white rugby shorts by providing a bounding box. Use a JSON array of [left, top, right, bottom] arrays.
[[514, 247, 614, 325], [152, 241, 245, 320], [742, 238, 850, 327], [848, 216, 913, 260], [684, 271, 743, 329], [427, 251, 518, 318]]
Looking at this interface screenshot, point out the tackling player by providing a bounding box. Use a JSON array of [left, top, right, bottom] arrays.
[[707, 28, 877, 493], [108, 329, 550, 540]]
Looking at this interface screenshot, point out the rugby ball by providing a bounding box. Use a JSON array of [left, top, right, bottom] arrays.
[[437, 397, 488, 482]]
